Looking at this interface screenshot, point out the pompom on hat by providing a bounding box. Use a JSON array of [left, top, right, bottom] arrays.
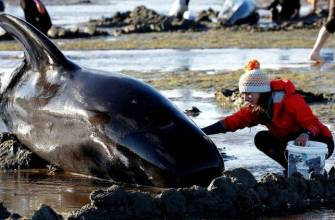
[[239, 59, 271, 93]]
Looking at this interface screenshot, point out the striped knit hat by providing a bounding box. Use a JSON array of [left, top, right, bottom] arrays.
[[239, 59, 271, 93]]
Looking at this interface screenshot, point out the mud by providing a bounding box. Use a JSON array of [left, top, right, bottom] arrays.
[[87, 6, 328, 35], [62, 168, 335, 219], [0, 26, 326, 50], [2, 168, 335, 219], [2, 117, 335, 219]]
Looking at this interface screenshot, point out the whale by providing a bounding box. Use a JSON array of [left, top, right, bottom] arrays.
[[0, 13, 224, 187]]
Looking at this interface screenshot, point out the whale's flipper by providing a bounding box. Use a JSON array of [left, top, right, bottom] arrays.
[[0, 13, 77, 71]]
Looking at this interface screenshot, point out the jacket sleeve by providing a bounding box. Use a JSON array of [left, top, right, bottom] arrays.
[[223, 106, 261, 132], [285, 95, 321, 137]]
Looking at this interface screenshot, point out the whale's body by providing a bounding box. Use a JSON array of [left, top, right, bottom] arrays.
[[0, 13, 224, 187]]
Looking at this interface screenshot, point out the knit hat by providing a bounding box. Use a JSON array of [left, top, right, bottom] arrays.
[[238, 59, 271, 93]]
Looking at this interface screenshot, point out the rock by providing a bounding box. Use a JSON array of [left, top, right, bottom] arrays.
[[222, 168, 257, 189], [157, 188, 186, 217], [83, 25, 96, 36], [328, 166, 335, 182], [47, 26, 59, 38], [184, 106, 201, 117], [128, 191, 160, 218], [0, 202, 11, 219], [234, 188, 261, 215], [31, 204, 63, 220], [310, 171, 328, 183], [70, 26, 80, 34], [90, 185, 129, 209], [307, 179, 325, 198], [67, 204, 106, 220], [207, 176, 239, 199], [8, 213, 22, 220]]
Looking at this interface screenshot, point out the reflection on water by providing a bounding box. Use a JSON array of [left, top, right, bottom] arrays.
[[67, 48, 335, 72], [0, 170, 112, 217], [1, 48, 334, 74]]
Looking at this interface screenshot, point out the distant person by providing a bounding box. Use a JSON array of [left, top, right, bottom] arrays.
[[169, 0, 190, 19], [308, 0, 334, 21], [202, 59, 334, 171], [309, 0, 335, 63], [267, 0, 300, 22], [20, 0, 52, 34], [219, 0, 259, 26], [0, 0, 4, 12]]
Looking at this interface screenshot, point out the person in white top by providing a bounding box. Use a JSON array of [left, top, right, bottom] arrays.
[[169, 0, 190, 19]]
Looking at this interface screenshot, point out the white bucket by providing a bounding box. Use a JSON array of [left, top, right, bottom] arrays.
[[286, 141, 328, 179]]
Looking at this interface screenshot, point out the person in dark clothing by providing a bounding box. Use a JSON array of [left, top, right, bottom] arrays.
[[267, 0, 300, 22], [20, 0, 52, 34], [309, 0, 335, 63], [0, 0, 4, 12]]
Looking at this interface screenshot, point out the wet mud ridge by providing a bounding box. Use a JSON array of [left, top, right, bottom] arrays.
[[1, 133, 335, 219], [2, 168, 335, 219], [87, 6, 329, 35]]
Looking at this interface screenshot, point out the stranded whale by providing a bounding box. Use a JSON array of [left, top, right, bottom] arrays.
[[0, 13, 224, 187]]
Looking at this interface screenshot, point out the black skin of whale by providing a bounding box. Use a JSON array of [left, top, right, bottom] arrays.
[[0, 13, 224, 187]]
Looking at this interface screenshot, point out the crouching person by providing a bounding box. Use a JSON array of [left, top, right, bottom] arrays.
[[202, 59, 334, 171]]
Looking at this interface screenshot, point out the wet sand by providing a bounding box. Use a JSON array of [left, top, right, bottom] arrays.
[[0, 28, 333, 50]]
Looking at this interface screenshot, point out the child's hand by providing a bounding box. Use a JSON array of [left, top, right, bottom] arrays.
[[294, 133, 309, 146]]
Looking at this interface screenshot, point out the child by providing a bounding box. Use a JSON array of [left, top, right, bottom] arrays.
[[202, 59, 334, 170]]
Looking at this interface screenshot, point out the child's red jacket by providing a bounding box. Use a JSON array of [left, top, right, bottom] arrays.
[[223, 79, 332, 140]]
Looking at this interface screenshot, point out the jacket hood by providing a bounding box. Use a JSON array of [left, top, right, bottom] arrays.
[[270, 79, 296, 95]]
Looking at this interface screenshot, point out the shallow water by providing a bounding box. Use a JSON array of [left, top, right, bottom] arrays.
[[0, 48, 334, 217], [0, 170, 112, 217], [1, 48, 334, 72]]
